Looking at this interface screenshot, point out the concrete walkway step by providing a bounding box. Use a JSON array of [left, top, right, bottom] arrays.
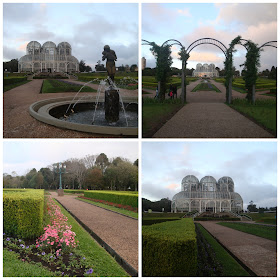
[[198, 221, 276, 276]]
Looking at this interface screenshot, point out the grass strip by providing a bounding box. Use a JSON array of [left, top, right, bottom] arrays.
[[142, 102, 184, 137], [191, 82, 221, 92], [4, 80, 31, 92], [246, 213, 277, 225], [217, 222, 276, 241], [3, 249, 56, 277], [229, 98, 276, 135], [76, 197, 138, 219], [196, 224, 250, 276], [41, 79, 96, 93], [53, 199, 128, 277]]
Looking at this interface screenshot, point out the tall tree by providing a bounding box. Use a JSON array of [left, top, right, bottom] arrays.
[[95, 153, 109, 174]]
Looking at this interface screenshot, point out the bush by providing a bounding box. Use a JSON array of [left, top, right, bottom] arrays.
[[3, 189, 45, 239], [84, 190, 138, 208], [142, 218, 180, 226], [64, 189, 85, 194], [142, 219, 197, 276], [4, 77, 27, 86]]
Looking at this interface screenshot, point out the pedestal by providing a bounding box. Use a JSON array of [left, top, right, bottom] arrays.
[[57, 189, 64, 196], [105, 89, 119, 123]]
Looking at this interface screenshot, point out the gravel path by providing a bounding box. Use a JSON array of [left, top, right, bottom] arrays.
[[51, 192, 138, 272], [198, 221, 276, 276], [4, 79, 137, 138], [151, 79, 274, 138]]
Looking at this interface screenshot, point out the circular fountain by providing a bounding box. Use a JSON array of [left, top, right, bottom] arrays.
[[29, 78, 138, 136]]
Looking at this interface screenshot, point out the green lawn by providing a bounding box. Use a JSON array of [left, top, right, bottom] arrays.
[[41, 79, 96, 93], [76, 197, 138, 219], [54, 199, 128, 276], [197, 224, 250, 276], [191, 81, 221, 92], [246, 212, 277, 225], [142, 98, 184, 137], [3, 249, 57, 277], [4, 80, 31, 92], [217, 222, 276, 241], [229, 98, 276, 135]]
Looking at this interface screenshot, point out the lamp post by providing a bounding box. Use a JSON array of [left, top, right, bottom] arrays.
[[55, 163, 66, 196]]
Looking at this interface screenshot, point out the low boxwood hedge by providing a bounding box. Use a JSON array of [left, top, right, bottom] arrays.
[[64, 189, 85, 194], [84, 190, 138, 208], [142, 218, 197, 276], [3, 189, 45, 239]]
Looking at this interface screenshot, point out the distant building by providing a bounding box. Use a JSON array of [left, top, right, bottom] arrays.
[[141, 57, 146, 70], [18, 41, 79, 73], [171, 175, 243, 213], [192, 63, 219, 78]]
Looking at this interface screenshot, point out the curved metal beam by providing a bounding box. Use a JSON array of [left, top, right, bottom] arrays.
[[161, 39, 184, 48], [259, 41, 277, 49], [186, 37, 228, 56]]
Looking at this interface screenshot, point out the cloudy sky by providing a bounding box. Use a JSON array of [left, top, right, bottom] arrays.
[[3, 3, 138, 69], [142, 141, 277, 209], [3, 140, 138, 176], [142, 3, 277, 72]]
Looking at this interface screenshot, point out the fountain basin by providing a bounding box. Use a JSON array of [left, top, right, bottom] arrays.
[[29, 96, 138, 136]]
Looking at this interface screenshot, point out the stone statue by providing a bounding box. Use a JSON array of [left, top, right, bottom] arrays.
[[102, 45, 117, 82]]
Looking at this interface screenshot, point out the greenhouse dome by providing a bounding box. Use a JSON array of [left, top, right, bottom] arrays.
[[19, 41, 79, 73], [171, 175, 243, 213]]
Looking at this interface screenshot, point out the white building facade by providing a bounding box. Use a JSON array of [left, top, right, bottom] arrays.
[[192, 63, 219, 78], [18, 41, 79, 73], [171, 175, 243, 213]]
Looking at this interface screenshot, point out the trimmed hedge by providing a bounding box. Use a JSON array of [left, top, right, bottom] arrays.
[[142, 218, 180, 226], [84, 190, 138, 208], [142, 218, 197, 276], [194, 217, 240, 221], [3, 189, 45, 239], [4, 77, 27, 86], [64, 189, 85, 194]]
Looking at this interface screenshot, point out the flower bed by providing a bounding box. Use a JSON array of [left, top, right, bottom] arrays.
[[79, 196, 138, 213], [3, 197, 94, 277]]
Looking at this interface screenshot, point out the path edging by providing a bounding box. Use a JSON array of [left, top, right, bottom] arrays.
[[54, 198, 138, 277], [76, 197, 138, 220], [197, 222, 257, 276]]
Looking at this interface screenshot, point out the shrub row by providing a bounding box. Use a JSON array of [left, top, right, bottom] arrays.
[[3, 189, 45, 239], [194, 217, 240, 221], [142, 218, 180, 226], [64, 189, 85, 194], [142, 218, 197, 276], [84, 190, 138, 208], [4, 77, 27, 86]]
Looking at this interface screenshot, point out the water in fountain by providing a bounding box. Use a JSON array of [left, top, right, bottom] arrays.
[[62, 76, 137, 127]]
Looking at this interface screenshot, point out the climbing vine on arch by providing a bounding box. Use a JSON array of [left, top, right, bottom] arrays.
[[242, 40, 262, 103], [224, 35, 242, 104], [150, 42, 173, 100]]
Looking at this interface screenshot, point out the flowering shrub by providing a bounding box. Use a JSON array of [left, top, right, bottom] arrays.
[[36, 197, 77, 254], [80, 196, 138, 213]]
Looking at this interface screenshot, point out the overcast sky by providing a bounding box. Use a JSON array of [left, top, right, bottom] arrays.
[[3, 140, 138, 176], [142, 3, 277, 72], [142, 141, 277, 209], [3, 3, 138, 69]]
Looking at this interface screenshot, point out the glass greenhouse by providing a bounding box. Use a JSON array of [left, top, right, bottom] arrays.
[[192, 63, 219, 78], [18, 41, 79, 73], [171, 175, 243, 213]]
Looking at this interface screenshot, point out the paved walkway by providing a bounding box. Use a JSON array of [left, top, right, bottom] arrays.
[[198, 221, 276, 276], [151, 79, 274, 138], [4, 79, 137, 138], [50, 192, 138, 272]]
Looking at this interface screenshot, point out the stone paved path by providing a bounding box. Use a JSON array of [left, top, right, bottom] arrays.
[[198, 221, 276, 276], [4, 79, 137, 138], [50, 192, 138, 272], [150, 79, 274, 138]]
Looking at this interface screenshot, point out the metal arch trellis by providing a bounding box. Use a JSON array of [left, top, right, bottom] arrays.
[[186, 37, 228, 56]]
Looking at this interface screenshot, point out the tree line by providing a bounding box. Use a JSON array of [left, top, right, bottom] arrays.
[[4, 153, 138, 191]]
